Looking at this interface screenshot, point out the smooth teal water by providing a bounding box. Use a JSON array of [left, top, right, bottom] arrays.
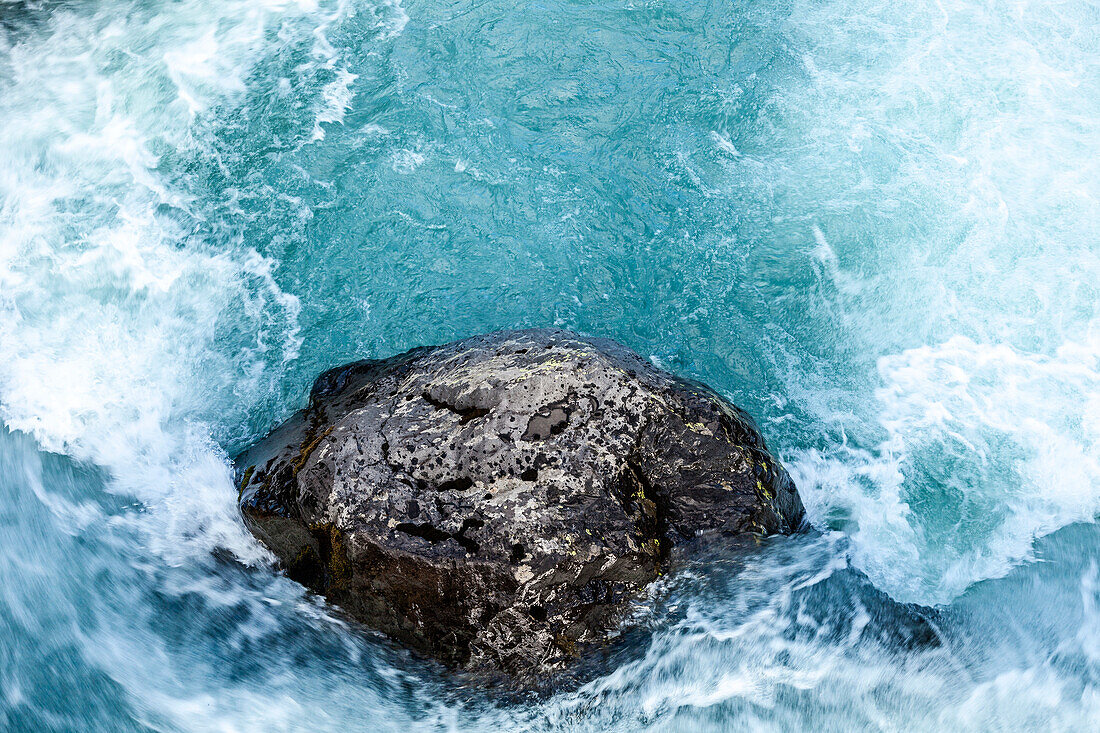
[[1, 0, 1099, 729]]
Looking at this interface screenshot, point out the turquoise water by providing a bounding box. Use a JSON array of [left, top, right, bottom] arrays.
[[2, 0, 1099, 729]]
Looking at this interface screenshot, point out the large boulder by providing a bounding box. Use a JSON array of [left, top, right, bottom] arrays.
[[235, 329, 804, 680]]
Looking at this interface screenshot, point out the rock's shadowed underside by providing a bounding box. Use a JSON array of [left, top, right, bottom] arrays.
[[235, 329, 804, 681]]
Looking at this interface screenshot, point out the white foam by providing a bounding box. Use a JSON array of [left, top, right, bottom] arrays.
[[758, 0, 1100, 605], [374, 0, 409, 39], [710, 131, 741, 157], [311, 68, 358, 141], [792, 335, 1100, 604], [0, 0, 315, 563], [391, 148, 426, 174]]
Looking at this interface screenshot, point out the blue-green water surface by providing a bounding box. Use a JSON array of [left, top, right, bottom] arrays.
[[1, 0, 1099, 729]]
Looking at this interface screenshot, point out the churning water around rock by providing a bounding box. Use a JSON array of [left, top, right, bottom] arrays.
[[1, 0, 1099, 729]]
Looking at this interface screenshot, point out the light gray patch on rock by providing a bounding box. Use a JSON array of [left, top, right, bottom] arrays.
[[235, 329, 804, 684]]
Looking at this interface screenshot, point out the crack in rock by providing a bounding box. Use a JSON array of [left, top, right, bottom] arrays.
[[234, 329, 805, 684]]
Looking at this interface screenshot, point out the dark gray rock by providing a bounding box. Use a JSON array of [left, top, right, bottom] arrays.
[[235, 329, 804, 681]]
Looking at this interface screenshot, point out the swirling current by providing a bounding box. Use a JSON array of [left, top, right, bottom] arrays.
[[1, 0, 1099, 730]]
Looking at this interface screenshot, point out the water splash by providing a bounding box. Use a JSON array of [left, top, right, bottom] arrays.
[[1, 0, 1099, 729]]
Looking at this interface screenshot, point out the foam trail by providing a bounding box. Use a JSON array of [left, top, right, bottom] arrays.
[[792, 334, 1100, 604], [0, 0, 1099, 729], [753, 0, 1100, 604], [0, 2, 424, 729], [0, 0, 315, 560]]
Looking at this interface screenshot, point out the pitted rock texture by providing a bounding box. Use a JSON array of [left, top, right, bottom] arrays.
[[235, 329, 804, 680]]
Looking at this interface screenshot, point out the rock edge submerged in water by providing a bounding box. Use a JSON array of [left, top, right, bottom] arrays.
[[235, 329, 804, 681]]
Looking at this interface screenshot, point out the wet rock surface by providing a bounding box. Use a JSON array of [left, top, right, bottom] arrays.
[[235, 329, 804, 681]]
